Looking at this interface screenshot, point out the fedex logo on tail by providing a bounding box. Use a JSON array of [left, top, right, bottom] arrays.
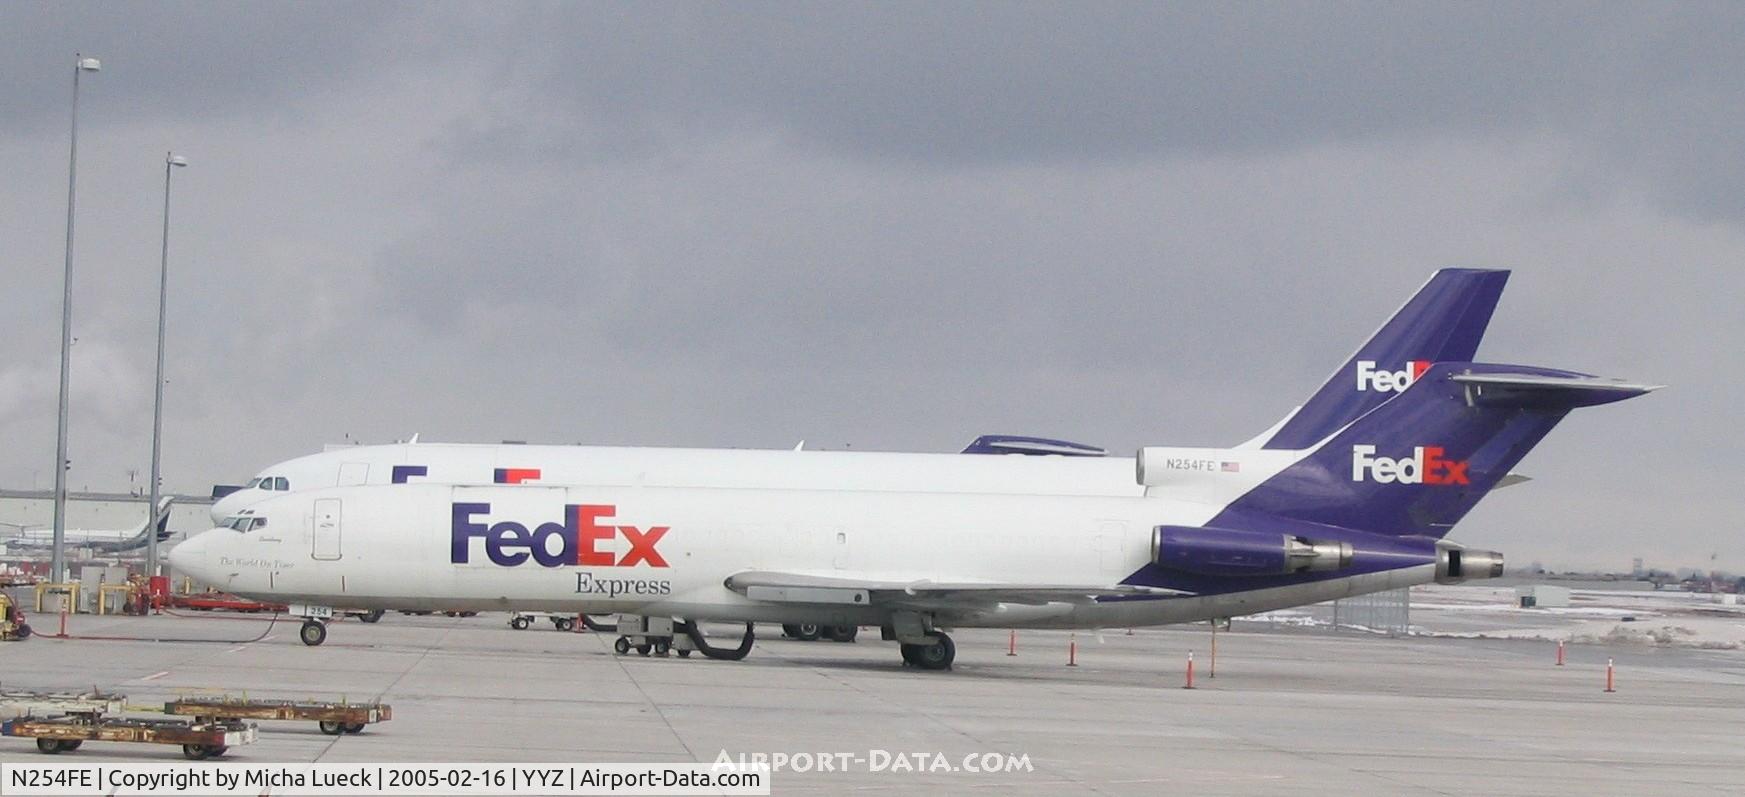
[[1356, 360, 1431, 393], [1351, 445, 1470, 485], [451, 503, 669, 568]]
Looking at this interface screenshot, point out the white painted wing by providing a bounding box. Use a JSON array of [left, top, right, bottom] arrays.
[[724, 570, 1190, 608]]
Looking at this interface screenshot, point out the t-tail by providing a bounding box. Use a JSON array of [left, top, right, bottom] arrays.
[[1253, 268, 1510, 450], [1124, 362, 1656, 596], [1222, 362, 1660, 538]]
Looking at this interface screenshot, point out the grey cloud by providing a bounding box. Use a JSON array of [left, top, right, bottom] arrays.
[[0, 1, 405, 135], [422, 4, 1745, 222]]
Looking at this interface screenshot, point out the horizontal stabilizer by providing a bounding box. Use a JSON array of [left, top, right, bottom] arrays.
[[1449, 372, 1663, 408]]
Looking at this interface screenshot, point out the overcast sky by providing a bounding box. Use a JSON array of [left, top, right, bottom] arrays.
[[2, 2, 1738, 571]]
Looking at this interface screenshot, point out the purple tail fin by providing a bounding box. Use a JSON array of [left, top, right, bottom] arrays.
[[1227, 363, 1658, 538], [1261, 269, 1510, 449]]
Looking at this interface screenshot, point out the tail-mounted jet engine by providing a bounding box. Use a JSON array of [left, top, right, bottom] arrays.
[[1435, 546, 1505, 583], [1151, 526, 1353, 577]]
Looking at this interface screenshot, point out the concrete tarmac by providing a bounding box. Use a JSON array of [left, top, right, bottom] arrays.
[[1, 610, 1741, 795]]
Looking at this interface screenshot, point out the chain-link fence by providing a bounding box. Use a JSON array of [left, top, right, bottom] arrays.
[[1329, 588, 1411, 635]]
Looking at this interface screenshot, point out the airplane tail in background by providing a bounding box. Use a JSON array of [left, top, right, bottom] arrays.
[[1254, 268, 1510, 450], [97, 495, 176, 552], [1220, 363, 1658, 538]]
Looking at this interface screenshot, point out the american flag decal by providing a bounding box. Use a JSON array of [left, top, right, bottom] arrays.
[[1220, 461, 1241, 473]]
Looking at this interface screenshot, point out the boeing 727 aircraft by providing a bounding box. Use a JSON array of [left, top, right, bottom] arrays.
[[208, 269, 1511, 524], [170, 271, 1653, 669]]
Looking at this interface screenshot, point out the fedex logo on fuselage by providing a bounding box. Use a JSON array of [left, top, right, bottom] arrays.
[[1355, 360, 1431, 393], [1350, 445, 1470, 485], [450, 502, 669, 568]]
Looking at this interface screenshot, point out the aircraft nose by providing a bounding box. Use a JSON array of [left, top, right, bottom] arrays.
[[168, 530, 217, 580]]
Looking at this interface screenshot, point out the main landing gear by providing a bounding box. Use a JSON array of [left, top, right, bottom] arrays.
[[781, 624, 859, 643], [898, 631, 955, 671]]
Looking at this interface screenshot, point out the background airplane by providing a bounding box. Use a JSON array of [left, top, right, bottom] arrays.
[[1, 496, 175, 554]]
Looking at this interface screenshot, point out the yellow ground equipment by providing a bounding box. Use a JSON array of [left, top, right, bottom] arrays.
[[0, 593, 30, 641]]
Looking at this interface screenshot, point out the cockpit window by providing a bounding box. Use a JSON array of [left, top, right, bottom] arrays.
[[226, 516, 268, 532], [245, 478, 263, 489], [274, 477, 289, 491]]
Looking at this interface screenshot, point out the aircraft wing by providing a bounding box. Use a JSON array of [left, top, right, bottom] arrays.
[[724, 570, 1189, 609]]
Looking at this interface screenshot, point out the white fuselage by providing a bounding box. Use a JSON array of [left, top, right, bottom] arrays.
[[175, 481, 1433, 631], [210, 443, 1147, 524]]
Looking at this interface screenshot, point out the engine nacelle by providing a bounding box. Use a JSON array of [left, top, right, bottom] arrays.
[[1436, 547, 1505, 583], [1151, 525, 1353, 577]]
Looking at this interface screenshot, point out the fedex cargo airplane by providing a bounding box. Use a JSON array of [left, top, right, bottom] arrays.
[[2, 496, 174, 554], [207, 268, 1511, 525], [170, 270, 1656, 669]]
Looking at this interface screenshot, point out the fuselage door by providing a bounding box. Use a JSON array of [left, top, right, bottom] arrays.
[[337, 462, 369, 487], [1095, 520, 1128, 574], [312, 498, 342, 561]]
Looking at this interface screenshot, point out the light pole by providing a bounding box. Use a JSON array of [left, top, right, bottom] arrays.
[[51, 54, 101, 586], [147, 152, 187, 580]]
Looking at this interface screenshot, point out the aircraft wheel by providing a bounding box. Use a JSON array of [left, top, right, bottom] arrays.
[[827, 625, 859, 643], [319, 720, 344, 735], [795, 624, 822, 641], [613, 636, 631, 655], [904, 632, 955, 671], [299, 620, 328, 647]]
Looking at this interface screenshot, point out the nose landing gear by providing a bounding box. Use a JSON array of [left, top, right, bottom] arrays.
[[298, 620, 327, 647]]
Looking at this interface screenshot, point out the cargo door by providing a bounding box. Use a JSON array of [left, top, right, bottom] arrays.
[[337, 462, 369, 486]]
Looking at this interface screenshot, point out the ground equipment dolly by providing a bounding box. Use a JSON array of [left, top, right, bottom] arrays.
[[164, 696, 392, 736], [1, 690, 255, 759]]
